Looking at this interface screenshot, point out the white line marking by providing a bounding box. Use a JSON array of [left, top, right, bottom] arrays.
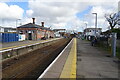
[[0, 49, 12, 53], [37, 38, 73, 80]]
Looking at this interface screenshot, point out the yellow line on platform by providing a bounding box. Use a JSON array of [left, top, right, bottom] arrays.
[[0, 38, 57, 51], [60, 38, 76, 79]]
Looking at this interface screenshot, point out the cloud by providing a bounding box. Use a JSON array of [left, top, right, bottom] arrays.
[[28, 2, 80, 18], [0, 2, 24, 20], [26, 1, 89, 31], [26, 9, 33, 17], [0, 0, 119, 32], [28, 0, 119, 2], [26, 1, 119, 31], [0, 2, 24, 27], [80, 0, 119, 31], [86, 5, 117, 31]]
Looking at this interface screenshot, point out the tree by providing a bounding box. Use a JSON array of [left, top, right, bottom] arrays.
[[105, 12, 120, 30]]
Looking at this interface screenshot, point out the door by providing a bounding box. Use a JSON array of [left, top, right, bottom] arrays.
[[28, 33, 32, 40]]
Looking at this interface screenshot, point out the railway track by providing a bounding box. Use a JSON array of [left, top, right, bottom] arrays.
[[2, 38, 71, 80]]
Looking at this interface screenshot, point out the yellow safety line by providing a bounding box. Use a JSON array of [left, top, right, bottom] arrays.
[[60, 38, 76, 79], [0, 38, 57, 51]]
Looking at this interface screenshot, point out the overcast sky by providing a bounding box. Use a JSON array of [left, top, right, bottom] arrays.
[[0, 0, 119, 32]]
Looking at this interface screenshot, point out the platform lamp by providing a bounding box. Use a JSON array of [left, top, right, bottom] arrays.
[[92, 13, 97, 37], [84, 22, 87, 29], [16, 19, 21, 27]]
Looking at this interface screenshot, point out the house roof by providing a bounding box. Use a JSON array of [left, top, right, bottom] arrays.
[[41, 27, 51, 31], [17, 23, 52, 31], [53, 29, 66, 32], [84, 28, 102, 30], [17, 23, 40, 28]]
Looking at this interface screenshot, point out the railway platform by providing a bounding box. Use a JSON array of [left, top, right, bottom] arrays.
[[0, 38, 62, 60], [38, 38, 119, 79], [38, 38, 76, 79], [0, 38, 60, 51]]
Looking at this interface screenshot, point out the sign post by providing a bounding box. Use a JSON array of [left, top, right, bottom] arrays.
[[111, 33, 117, 57]]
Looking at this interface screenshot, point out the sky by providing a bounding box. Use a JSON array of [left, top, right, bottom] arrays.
[[0, 0, 119, 32]]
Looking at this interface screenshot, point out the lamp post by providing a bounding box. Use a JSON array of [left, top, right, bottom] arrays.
[[92, 13, 97, 36], [84, 22, 87, 29], [84, 22, 88, 40], [16, 19, 21, 27]]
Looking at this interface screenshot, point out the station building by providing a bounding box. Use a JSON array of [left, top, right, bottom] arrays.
[[17, 18, 54, 40], [84, 28, 102, 37]]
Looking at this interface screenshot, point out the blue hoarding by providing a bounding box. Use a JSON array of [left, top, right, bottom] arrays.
[[1, 33, 19, 43]]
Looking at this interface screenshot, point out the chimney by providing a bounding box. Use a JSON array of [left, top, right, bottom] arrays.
[[41, 22, 44, 27], [32, 18, 35, 24]]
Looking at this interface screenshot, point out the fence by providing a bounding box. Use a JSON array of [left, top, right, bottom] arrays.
[[94, 36, 120, 58], [0, 33, 19, 43]]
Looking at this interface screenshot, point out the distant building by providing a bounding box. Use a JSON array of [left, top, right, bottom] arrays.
[[84, 28, 102, 37], [17, 18, 54, 40], [4, 27, 16, 32], [53, 29, 66, 37], [0, 26, 4, 32], [0, 26, 16, 33]]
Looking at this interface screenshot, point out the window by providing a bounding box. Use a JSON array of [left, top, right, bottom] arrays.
[[19, 30, 23, 34]]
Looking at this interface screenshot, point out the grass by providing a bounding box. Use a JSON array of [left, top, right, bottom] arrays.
[[2, 53, 12, 60], [116, 47, 120, 59]]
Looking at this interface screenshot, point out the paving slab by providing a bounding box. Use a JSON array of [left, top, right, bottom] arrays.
[[77, 39, 119, 79]]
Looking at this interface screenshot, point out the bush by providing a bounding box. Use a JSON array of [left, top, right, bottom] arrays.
[[116, 47, 120, 59], [111, 28, 120, 39]]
